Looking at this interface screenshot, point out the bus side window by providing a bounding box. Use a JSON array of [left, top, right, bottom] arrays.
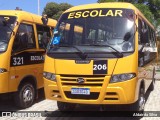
[[138, 19, 149, 45], [13, 23, 36, 52], [36, 24, 51, 49]]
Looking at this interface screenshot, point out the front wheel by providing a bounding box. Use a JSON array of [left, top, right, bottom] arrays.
[[14, 83, 35, 108], [129, 88, 145, 112], [57, 101, 76, 111]]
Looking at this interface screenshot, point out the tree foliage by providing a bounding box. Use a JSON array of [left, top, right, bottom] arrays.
[[147, 0, 160, 19], [43, 2, 72, 20], [134, 4, 154, 23]]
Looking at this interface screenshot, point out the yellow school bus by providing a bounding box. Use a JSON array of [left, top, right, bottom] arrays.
[[43, 2, 157, 111], [0, 10, 57, 108]]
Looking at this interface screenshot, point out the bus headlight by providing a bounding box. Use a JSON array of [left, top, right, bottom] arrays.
[[43, 72, 56, 81], [110, 73, 136, 83], [0, 68, 7, 73], [0, 43, 7, 52]]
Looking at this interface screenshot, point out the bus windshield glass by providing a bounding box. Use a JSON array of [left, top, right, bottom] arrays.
[[0, 16, 16, 52], [48, 9, 135, 57]]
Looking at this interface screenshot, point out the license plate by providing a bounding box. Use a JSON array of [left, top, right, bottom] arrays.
[[71, 88, 90, 95]]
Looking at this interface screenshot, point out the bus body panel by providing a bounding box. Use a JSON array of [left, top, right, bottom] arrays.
[[44, 77, 139, 104], [44, 53, 141, 104], [0, 72, 9, 93], [9, 61, 44, 92], [0, 52, 10, 93], [44, 2, 157, 108], [54, 59, 117, 75], [0, 10, 57, 98]]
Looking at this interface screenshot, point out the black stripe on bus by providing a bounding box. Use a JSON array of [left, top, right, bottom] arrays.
[[10, 51, 45, 67]]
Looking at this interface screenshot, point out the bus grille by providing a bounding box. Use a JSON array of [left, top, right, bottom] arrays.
[[60, 75, 105, 87]]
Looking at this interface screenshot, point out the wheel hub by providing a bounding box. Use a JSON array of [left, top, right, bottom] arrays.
[[23, 88, 33, 102]]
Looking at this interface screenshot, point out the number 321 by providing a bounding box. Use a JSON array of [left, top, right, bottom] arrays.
[[13, 57, 24, 66]]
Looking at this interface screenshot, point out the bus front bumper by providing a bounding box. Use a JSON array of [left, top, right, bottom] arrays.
[[44, 76, 139, 105]]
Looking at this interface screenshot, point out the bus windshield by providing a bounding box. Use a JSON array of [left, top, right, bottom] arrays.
[[48, 9, 135, 58], [0, 16, 16, 52]]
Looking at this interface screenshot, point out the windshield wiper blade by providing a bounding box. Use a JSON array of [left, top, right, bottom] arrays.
[[72, 45, 87, 59], [91, 44, 123, 58], [49, 45, 88, 59]]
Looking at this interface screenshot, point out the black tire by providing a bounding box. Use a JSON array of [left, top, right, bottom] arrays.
[[14, 83, 35, 109], [129, 88, 145, 112], [57, 101, 76, 111]]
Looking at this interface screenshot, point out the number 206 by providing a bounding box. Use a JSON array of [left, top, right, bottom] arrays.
[[93, 64, 107, 70]]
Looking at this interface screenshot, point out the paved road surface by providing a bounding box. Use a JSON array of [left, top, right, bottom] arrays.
[[0, 80, 160, 120]]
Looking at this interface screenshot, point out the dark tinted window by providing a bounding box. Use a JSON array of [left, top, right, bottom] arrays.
[[49, 9, 135, 53], [36, 24, 51, 48], [13, 23, 36, 52]]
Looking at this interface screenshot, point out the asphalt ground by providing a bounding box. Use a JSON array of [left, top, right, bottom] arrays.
[[0, 79, 160, 120]]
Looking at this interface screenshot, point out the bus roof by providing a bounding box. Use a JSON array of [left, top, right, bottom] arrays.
[[64, 2, 155, 30], [0, 10, 57, 27]]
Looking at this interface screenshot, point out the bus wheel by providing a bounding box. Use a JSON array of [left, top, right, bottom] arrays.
[[130, 88, 145, 112], [14, 83, 35, 108], [57, 101, 76, 111]]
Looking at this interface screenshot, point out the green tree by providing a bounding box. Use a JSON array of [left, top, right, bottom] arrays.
[[43, 2, 72, 20], [134, 4, 154, 23], [147, 0, 160, 19]]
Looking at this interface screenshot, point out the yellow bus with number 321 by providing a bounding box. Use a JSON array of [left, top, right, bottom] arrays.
[[0, 10, 57, 108], [43, 2, 157, 112]]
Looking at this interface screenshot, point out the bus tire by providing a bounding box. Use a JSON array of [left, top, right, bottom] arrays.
[[57, 101, 76, 111], [14, 83, 35, 109], [129, 88, 145, 112]]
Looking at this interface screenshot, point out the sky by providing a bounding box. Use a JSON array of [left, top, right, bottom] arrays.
[[0, 0, 97, 15]]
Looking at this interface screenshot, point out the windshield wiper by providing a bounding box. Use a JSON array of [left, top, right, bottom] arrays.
[[72, 45, 87, 59], [90, 44, 123, 58], [48, 45, 88, 59]]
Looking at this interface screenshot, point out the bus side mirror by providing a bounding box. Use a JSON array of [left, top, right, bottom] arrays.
[[141, 28, 149, 44], [41, 14, 48, 25], [124, 32, 131, 41]]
